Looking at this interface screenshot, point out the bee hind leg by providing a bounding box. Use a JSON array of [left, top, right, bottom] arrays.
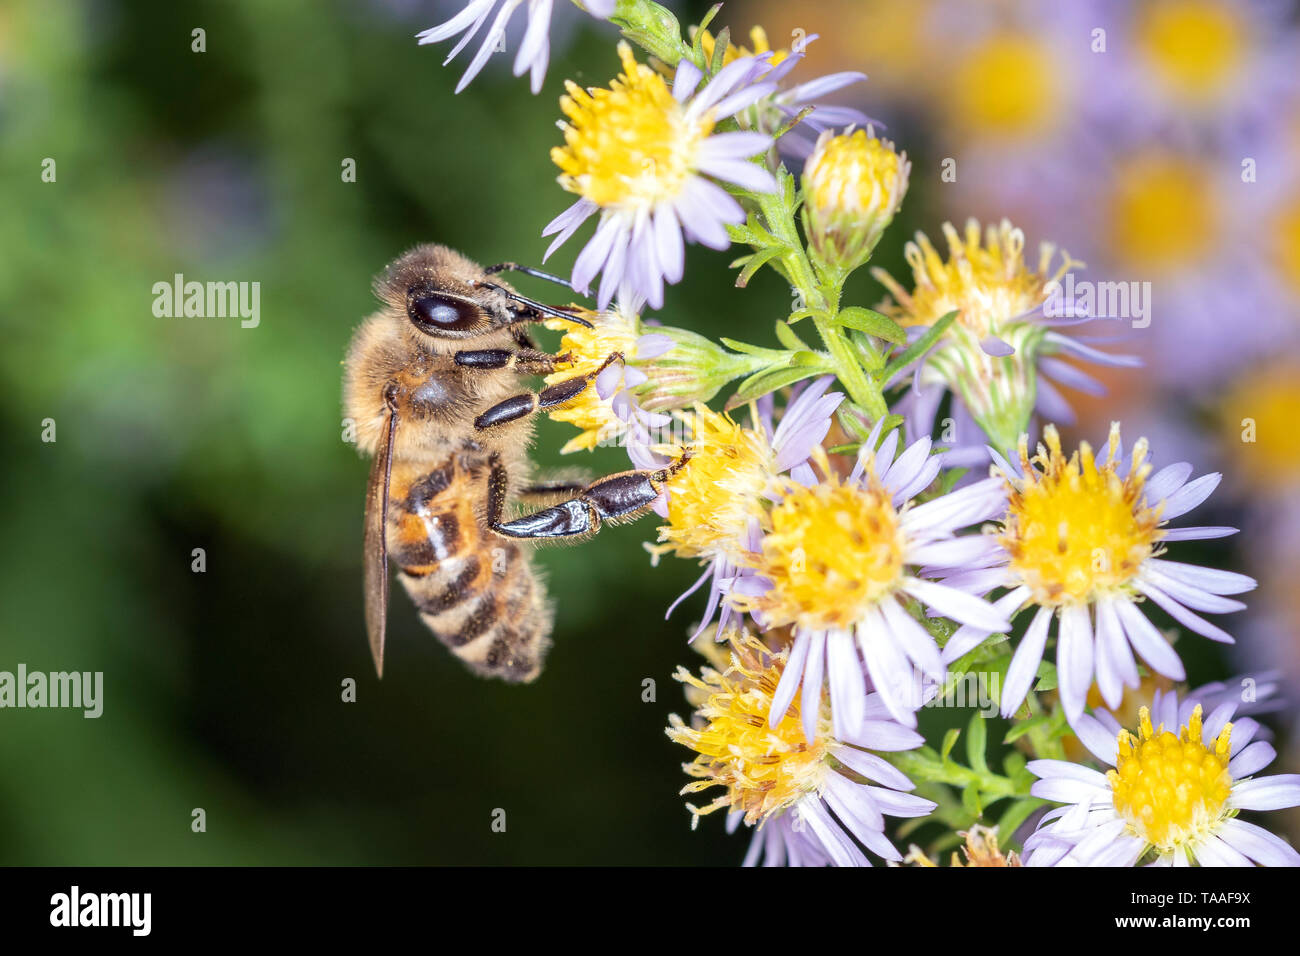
[[487, 452, 691, 541]]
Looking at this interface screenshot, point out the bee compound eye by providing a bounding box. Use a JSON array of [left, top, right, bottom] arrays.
[[407, 291, 481, 334]]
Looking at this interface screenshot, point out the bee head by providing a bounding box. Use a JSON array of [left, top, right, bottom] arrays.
[[404, 284, 495, 339]]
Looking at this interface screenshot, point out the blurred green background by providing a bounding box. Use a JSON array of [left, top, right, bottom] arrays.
[[0, 0, 1291, 865]]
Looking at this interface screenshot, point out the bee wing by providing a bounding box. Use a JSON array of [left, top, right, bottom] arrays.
[[364, 404, 398, 678]]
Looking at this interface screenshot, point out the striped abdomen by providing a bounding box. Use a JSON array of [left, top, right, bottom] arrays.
[[386, 455, 552, 682]]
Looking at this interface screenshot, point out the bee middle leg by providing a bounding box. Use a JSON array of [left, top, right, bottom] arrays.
[[486, 452, 691, 540], [472, 352, 624, 432]]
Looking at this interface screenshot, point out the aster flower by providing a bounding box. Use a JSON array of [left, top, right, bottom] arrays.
[[694, 27, 874, 157], [1085, 673, 1284, 759], [541, 296, 673, 454], [544, 42, 780, 309], [872, 219, 1140, 456], [417, 0, 615, 94], [651, 378, 845, 640], [666, 632, 936, 867], [1025, 700, 1300, 866], [940, 423, 1256, 725], [1089, 0, 1300, 149], [729, 421, 1012, 734]]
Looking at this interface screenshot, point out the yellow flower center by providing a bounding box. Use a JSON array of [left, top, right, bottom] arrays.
[[1109, 705, 1233, 854], [1221, 364, 1300, 489], [874, 219, 1075, 339], [656, 406, 776, 561], [1136, 0, 1246, 102], [543, 308, 641, 454], [805, 128, 904, 221], [1061, 674, 1176, 764], [552, 42, 714, 211], [1273, 192, 1300, 296], [1107, 152, 1216, 272], [1000, 424, 1161, 606], [739, 476, 906, 631], [667, 633, 831, 826], [950, 32, 1059, 137]]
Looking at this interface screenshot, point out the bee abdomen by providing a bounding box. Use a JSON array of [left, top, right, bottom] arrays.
[[408, 550, 552, 683], [389, 458, 553, 683]]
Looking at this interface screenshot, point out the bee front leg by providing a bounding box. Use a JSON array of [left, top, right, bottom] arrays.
[[472, 352, 624, 432], [453, 347, 570, 375], [486, 452, 692, 541]]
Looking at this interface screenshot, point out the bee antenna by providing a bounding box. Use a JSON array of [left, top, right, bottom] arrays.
[[482, 262, 574, 290], [478, 281, 595, 329]]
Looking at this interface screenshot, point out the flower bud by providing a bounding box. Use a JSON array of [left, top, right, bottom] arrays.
[[802, 128, 910, 274], [628, 324, 761, 412]]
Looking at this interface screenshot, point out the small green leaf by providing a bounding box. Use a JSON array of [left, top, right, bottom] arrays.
[[695, 4, 723, 43], [996, 797, 1043, 843], [935, 466, 969, 494], [965, 714, 990, 776], [961, 781, 984, 819], [774, 319, 811, 352], [718, 337, 788, 360], [725, 216, 778, 248], [709, 25, 729, 74], [835, 406, 872, 443], [772, 104, 816, 144], [940, 727, 961, 764], [732, 246, 785, 287], [789, 349, 825, 367], [1034, 660, 1058, 693], [834, 307, 908, 345], [726, 365, 825, 408], [877, 309, 958, 384], [1003, 714, 1052, 745], [1002, 751, 1028, 782]]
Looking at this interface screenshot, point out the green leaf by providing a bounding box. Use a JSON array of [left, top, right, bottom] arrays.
[[1003, 714, 1052, 745], [836, 405, 873, 442], [834, 307, 908, 345], [965, 713, 990, 776], [718, 337, 788, 360], [725, 215, 779, 248], [1034, 659, 1058, 693], [996, 797, 1044, 843], [696, 3, 728, 44], [877, 309, 958, 384], [709, 25, 729, 74], [732, 246, 785, 288], [789, 349, 825, 367], [771, 105, 816, 144], [940, 728, 961, 764], [774, 319, 811, 352], [961, 781, 984, 819], [1002, 751, 1029, 784], [725, 364, 825, 408], [935, 466, 970, 495]]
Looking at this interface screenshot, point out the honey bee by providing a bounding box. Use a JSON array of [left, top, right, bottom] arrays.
[[344, 245, 688, 682]]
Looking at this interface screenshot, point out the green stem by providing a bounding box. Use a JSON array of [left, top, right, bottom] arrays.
[[752, 186, 887, 420]]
